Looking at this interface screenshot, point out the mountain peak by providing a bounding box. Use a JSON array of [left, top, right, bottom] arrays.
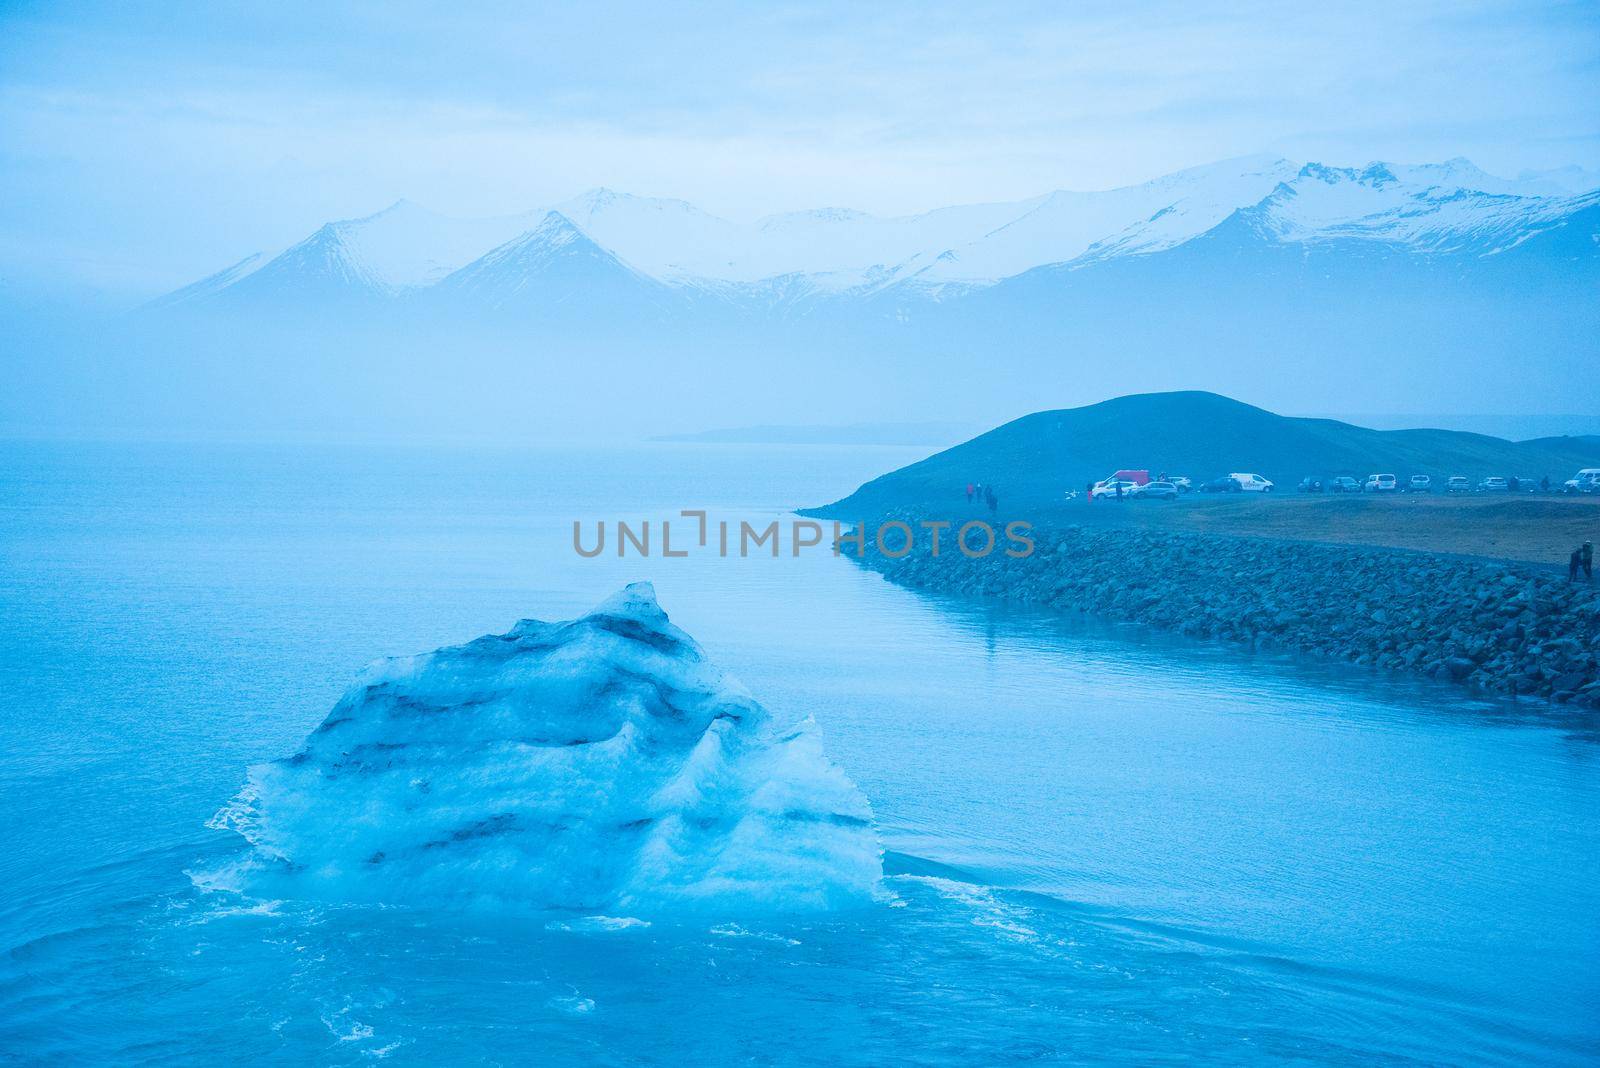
[[449, 211, 603, 268], [527, 210, 589, 240], [1357, 163, 1398, 186], [429, 208, 669, 313], [1297, 162, 1356, 184], [149, 152, 1596, 309], [573, 187, 626, 208], [756, 207, 875, 231], [376, 197, 424, 215], [1295, 161, 1407, 188]]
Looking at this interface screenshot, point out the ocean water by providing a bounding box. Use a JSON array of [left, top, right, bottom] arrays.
[[1, 440, 1596, 1066]]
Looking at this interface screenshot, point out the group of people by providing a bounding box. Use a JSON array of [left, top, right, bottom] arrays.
[[1569, 541, 1593, 582], [964, 482, 999, 512]]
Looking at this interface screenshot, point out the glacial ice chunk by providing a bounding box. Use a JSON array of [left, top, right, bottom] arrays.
[[209, 583, 882, 912]]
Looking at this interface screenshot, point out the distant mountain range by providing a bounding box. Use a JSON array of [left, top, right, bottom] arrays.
[[152, 155, 1600, 312], [806, 392, 1600, 516], [39, 154, 1593, 441], [653, 421, 981, 447]]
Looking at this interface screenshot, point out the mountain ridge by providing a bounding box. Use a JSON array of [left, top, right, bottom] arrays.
[[102, 155, 1599, 440], [147, 154, 1600, 311], [803, 392, 1600, 517]]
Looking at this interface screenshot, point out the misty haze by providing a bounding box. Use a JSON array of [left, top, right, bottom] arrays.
[[3, 4, 1598, 1066]]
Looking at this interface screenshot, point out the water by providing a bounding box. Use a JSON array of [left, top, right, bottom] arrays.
[[1, 440, 1596, 1065]]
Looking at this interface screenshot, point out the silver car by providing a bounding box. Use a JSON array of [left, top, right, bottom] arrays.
[[1132, 480, 1179, 501]]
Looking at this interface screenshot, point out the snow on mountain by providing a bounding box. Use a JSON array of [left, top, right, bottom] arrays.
[[154, 155, 1598, 309], [549, 189, 746, 283], [739, 200, 1046, 290], [1515, 165, 1600, 196], [1243, 163, 1585, 254], [548, 188, 1040, 291], [318, 200, 542, 291], [432, 211, 669, 312], [204, 200, 540, 304], [910, 155, 1302, 282], [1389, 157, 1555, 197]]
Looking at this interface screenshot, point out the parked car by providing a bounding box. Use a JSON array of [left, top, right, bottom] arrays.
[[1328, 476, 1360, 493], [1564, 468, 1600, 494], [1297, 477, 1323, 493], [1513, 477, 1537, 493], [1365, 473, 1398, 492], [1230, 473, 1274, 492], [1477, 476, 1508, 492], [1446, 476, 1471, 493], [1167, 476, 1193, 492], [1131, 480, 1178, 500], [1199, 476, 1242, 493], [1090, 478, 1140, 500], [1406, 474, 1432, 493]]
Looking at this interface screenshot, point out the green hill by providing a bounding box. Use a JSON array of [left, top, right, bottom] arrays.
[[805, 392, 1600, 516]]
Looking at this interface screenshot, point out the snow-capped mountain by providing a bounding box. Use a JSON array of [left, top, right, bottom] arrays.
[[430, 211, 674, 318], [904, 155, 1302, 283], [1237, 163, 1593, 254], [161, 200, 541, 306], [1514, 164, 1600, 196], [82, 153, 1599, 445], [154, 154, 1599, 314]]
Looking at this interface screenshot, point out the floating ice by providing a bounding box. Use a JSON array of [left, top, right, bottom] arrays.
[[210, 583, 881, 912]]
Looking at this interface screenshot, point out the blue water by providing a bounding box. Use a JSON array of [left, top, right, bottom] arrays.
[[1, 441, 1597, 1065]]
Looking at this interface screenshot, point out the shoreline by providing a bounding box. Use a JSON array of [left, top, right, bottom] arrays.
[[845, 517, 1600, 708]]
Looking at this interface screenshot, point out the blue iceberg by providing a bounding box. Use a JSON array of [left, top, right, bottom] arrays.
[[209, 583, 882, 912]]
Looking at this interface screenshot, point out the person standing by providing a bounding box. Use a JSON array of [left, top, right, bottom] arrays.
[[1571, 546, 1583, 582], [966, 482, 974, 504], [1584, 541, 1594, 580]]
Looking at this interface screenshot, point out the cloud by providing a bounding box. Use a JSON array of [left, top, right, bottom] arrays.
[[1, 0, 1596, 298]]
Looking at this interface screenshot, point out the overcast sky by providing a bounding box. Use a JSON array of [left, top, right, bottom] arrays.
[[3, 0, 1597, 299]]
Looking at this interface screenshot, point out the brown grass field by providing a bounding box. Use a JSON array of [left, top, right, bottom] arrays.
[[1033, 492, 1600, 568]]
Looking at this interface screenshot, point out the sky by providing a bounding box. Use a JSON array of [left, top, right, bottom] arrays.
[[2, 0, 1598, 301]]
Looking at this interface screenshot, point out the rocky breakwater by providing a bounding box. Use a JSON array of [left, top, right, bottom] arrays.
[[854, 521, 1600, 708]]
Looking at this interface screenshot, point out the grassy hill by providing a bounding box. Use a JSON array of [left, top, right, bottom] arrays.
[[805, 392, 1600, 516]]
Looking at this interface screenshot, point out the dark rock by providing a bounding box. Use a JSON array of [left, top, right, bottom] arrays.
[[860, 515, 1600, 708]]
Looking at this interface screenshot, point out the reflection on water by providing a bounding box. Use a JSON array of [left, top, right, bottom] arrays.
[[1, 441, 1596, 1065]]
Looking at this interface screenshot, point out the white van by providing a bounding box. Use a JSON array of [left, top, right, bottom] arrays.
[[1230, 473, 1274, 492], [1564, 468, 1600, 495]]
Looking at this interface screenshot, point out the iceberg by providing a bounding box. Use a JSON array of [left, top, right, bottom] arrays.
[[209, 583, 882, 912]]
